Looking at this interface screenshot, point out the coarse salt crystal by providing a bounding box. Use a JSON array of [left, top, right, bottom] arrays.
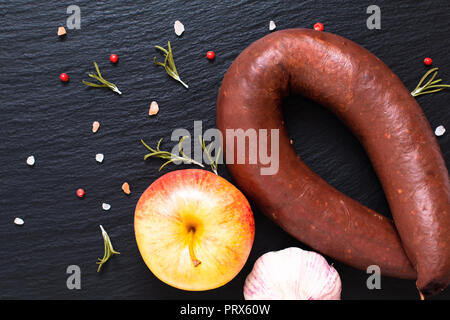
[[96, 153, 104, 163], [14, 217, 24, 225], [149, 101, 159, 116], [122, 182, 131, 195], [57, 26, 67, 37], [27, 155, 35, 166], [92, 121, 100, 133], [174, 20, 185, 36], [269, 20, 276, 31], [102, 203, 111, 211], [435, 125, 446, 136]]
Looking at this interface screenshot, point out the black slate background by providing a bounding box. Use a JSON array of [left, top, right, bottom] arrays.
[[0, 0, 449, 300]]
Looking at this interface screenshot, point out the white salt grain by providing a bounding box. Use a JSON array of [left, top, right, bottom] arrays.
[[435, 125, 446, 136], [102, 203, 111, 211], [14, 217, 24, 225], [26, 155, 35, 166], [96, 153, 104, 163], [174, 20, 185, 36], [269, 20, 276, 31]]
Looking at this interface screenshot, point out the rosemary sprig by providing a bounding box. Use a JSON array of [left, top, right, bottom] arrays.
[[154, 41, 188, 89], [198, 136, 221, 175], [97, 225, 120, 272], [411, 68, 450, 97], [82, 62, 122, 95], [141, 136, 204, 171]]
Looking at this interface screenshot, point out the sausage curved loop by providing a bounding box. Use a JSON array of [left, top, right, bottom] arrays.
[[216, 29, 450, 296]]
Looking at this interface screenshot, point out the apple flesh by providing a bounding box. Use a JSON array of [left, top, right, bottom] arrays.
[[134, 169, 255, 291]]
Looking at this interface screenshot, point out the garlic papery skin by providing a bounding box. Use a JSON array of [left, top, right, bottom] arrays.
[[244, 247, 341, 300]]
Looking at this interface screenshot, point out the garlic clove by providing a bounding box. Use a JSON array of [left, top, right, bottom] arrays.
[[243, 247, 341, 300]]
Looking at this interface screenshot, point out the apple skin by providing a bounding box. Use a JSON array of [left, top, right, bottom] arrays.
[[134, 169, 255, 291]]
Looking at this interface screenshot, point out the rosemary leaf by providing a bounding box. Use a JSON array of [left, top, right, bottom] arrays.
[[141, 137, 204, 171], [96, 225, 120, 272], [154, 41, 188, 89], [411, 68, 450, 97], [199, 136, 221, 175], [159, 158, 176, 171], [81, 81, 107, 88], [82, 62, 122, 95]]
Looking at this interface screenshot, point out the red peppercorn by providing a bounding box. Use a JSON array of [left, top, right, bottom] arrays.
[[206, 51, 215, 60], [60, 73, 69, 82], [424, 57, 432, 66], [314, 22, 324, 31], [110, 54, 119, 63], [76, 188, 85, 198]]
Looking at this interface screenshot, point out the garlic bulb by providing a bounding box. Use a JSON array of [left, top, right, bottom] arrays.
[[244, 247, 341, 300]]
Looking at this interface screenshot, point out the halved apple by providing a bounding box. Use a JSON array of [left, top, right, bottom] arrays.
[[134, 169, 255, 291]]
